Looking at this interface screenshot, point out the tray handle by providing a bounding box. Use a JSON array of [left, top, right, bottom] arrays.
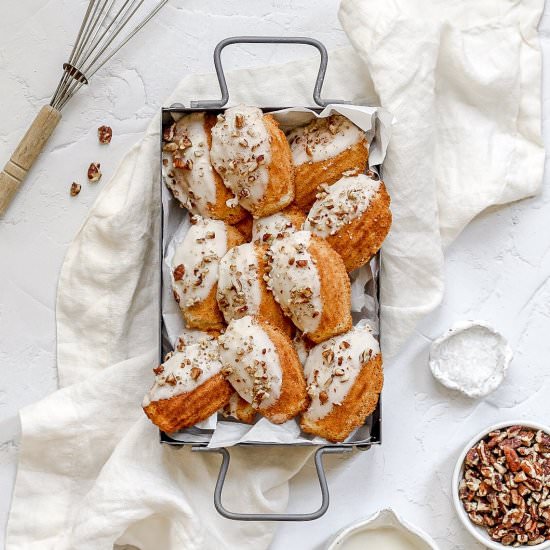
[[190, 36, 348, 109], [193, 445, 351, 521]]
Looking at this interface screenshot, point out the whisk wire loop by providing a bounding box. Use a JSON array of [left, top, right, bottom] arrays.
[[50, 0, 167, 111]]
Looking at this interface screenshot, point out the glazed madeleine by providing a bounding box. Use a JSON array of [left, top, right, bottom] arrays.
[[171, 216, 245, 331], [300, 324, 383, 443], [217, 242, 292, 335], [287, 114, 369, 210], [218, 316, 308, 424], [221, 392, 256, 424], [143, 340, 232, 433], [163, 112, 246, 224], [251, 206, 306, 247], [210, 105, 294, 218], [266, 230, 352, 343], [304, 173, 392, 271]]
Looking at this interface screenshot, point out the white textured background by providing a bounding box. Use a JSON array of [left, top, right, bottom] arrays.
[[0, 1, 549, 548]]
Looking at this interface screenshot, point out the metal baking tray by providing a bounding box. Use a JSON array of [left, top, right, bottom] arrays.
[[158, 36, 382, 521]]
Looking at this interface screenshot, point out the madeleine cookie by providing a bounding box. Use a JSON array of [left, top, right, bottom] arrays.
[[143, 341, 232, 432], [266, 231, 352, 343], [210, 105, 294, 218], [304, 174, 392, 271], [251, 206, 306, 247], [217, 243, 291, 335], [300, 324, 383, 442], [287, 114, 369, 210], [218, 316, 308, 424], [163, 113, 246, 224], [221, 392, 256, 424], [171, 216, 245, 331]]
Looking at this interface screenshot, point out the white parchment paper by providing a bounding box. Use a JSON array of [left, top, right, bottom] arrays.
[[161, 104, 391, 447]]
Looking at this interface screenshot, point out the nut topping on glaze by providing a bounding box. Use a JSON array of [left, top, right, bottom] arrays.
[[217, 243, 262, 322], [459, 425, 550, 546], [162, 112, 233, 217], [304, 174, 381, 238], [266, 231, 322, 334], [210, 105, 271, 211], [218, 316, 283, 410], [252, 212, 298, 246], [171, 217, 228, 308], [302, 325, 380, 422], [286, 113, 366, 166], [142, 338, 222, 407]]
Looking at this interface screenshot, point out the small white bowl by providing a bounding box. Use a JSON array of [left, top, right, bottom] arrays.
[[452, 420, 550, 550], [327, 508, 439, 549]]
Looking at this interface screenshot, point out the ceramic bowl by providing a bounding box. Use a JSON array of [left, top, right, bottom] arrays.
[[327, 508, 439, 549], [452, 420, 550, 550]]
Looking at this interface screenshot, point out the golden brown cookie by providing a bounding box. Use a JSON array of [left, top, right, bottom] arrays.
[[218, 316, 308, 424], [287, 114, 368, 210], [300, 324, 383, 442], [171, 216, 245, 331], [304, 174, 392, 271], [211, 105, 294, 218], [266, 230, 352, 343], [163, 112, 246, 224], [217, 243, 292, 336], [143, 341, 232, 432]]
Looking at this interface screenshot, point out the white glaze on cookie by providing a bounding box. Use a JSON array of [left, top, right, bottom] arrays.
[[252, 211, 300, 246], [293, 332, 310, 366], [302, 324, 380, 422], [163, 113, 220, 216], [175, 329, 217, 351], [266, 231, 323, 334], [171, 217, 227, 308], [210, 105, 271, 211], [287, 114, 366, 166], [304, 174, 381, 238], [142, 339, 223, 406], [217, 243, 262, 322], [218, 316, 282, 409]]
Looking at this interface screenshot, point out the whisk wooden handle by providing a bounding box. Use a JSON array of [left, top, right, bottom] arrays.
[[0, 105, 62, 215]]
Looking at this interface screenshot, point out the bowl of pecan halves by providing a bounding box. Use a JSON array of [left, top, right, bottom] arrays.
[[453, 421, 550, 548]]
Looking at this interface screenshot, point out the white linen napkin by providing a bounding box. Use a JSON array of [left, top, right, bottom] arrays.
[[6, 0, 544, 547]]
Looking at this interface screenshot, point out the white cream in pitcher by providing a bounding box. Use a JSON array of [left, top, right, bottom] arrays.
[[338, 526, 430, 550]]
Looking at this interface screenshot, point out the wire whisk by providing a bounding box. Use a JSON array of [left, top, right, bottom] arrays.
[[0, 0, 168, 214], [51, 0, 168, 110]]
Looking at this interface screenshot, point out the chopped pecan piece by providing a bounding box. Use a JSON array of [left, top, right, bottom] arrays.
[[173, 264, 185, 281], [190, 367, 202, 380], [87, 162, 102, 182], [70, 182, 81, 196], [504, 446, 521, 472], [98, 125, 112, 144]]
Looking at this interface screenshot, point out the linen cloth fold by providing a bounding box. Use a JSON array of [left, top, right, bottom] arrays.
[[6, 0, 544, 548]]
